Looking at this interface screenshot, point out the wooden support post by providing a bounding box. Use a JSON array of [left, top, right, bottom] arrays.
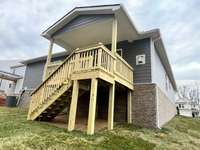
[[111, 18, 117, 53], [127, 90, 132, 124], [43, 39, 54, 81], [108, 82, 115, 130], [87, 78, 98, 135], [112, 18, 117, 73], [68, 80, 79, 131]]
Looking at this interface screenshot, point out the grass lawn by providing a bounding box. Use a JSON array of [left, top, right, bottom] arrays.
[[0, 107, 200, 150]]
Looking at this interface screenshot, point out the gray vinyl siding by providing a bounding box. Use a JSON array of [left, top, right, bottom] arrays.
[[23, 61, 45, 89], [117, 38, 151, 83], [23, 55, 67, 90], [53, 14, 114, 37], [23, 38, 151, 89]]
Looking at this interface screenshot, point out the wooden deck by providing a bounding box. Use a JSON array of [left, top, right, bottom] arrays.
[[28, 43, 134, 135]]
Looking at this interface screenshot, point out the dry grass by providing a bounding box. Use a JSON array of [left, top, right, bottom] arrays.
[[0, 107, 200, 150]]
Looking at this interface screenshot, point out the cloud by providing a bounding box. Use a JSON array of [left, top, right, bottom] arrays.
[[173, 62, 200, 80], [0, 0, 199, 80]]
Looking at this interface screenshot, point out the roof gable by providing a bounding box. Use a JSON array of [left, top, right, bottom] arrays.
[[53, 14, 114, 37], [42, 4, 122, 39], [40, 4, 177, 91]]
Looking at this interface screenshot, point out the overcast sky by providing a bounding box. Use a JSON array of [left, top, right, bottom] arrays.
[[0, 0, 200, 81]]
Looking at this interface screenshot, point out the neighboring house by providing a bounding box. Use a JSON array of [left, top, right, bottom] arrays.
[[0, 70, 21, 96], [0, 60, 20, 94], [176, 98, 200, 117], [0, 60, 26, 96], [25, 4, 177, 135], [10, 64, 26, 94]]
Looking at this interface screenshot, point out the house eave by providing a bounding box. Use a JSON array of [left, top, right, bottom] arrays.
[[21, 51, 69, 65], [151, 30, 177, 91], [42, 4, 122, 39]]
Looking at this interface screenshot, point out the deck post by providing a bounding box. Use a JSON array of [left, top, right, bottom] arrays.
[[68, 80, 79, 131], [111, 17, 117, 53], [127, 90, 132, 124], [108, 82, 115, 130], [87, 78, 98, 135], [112, 17, 117, 73], [43, 39, 54, 81]]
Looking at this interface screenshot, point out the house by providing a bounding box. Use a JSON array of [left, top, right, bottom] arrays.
[[0, 60, 20, 95], [0, 61, 26, 96], [26, 4, 177, 135], [176, 98, 200, 117]]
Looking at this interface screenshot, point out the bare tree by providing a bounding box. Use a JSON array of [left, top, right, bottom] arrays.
[[178, 82, 200, 105]]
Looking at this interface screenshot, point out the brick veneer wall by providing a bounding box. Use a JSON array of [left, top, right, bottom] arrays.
[[132, 83, 176, 128], [132, 83, 157, 128], [157, 86, 176, 127]]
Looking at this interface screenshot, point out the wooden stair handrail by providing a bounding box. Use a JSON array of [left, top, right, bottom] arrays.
[[31, 50, 76, 96], [28, 43, 134, 120], [31, 43, 106, 96]]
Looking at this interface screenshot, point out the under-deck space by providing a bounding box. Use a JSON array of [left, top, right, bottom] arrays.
[[49, 79, 130, 132]]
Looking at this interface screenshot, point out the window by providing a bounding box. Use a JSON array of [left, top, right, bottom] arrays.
[[178, 104, 184, 108], [9, 83, 12, 88], [117, 49, 123, 57]]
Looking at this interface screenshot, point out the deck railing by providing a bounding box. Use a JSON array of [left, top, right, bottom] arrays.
[[28, 43, 133, 118], [73, 44, 115, 74], [46, 61, 63, 78], [28, 52, 76, 118], [115, 53, 133, 84]]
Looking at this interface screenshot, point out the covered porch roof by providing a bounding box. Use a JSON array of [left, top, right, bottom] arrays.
[[42, 4, 143, 49], [41, 4, 177, 91]]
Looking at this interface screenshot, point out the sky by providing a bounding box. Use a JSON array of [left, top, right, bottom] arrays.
[[0, 0, 200, 81]]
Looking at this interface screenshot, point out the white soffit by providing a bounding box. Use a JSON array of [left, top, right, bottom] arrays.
[[42, 4, 139, 48]]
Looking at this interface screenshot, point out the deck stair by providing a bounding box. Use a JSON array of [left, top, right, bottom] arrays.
[[28, 50, 77, 121], [28, 43, 133, 122]]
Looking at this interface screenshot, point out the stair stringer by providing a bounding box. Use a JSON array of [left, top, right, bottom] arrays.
[[28, 81, 72, 121]]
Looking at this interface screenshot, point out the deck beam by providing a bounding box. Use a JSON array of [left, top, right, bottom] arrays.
[[108, 82, 115, 130], [68, 80, 79, 131], [87, 78, 98, 135]]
